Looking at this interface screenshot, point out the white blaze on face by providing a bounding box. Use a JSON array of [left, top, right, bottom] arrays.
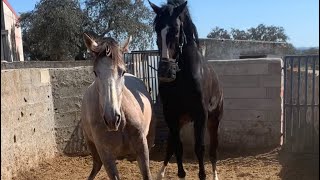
[[106, 78, 120, 112], [161, 26, 170, 60]]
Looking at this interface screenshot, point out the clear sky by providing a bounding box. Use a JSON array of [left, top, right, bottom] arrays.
[[8, 0, 319, 48]]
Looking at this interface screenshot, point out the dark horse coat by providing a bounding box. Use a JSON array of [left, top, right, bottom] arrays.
[[149, 0, 223, 179]]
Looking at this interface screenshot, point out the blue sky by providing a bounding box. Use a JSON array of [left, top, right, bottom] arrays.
[[8, 0, 319, 47]]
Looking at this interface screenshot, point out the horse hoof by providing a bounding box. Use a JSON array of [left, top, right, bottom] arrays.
[[213, 170, 219, 180]]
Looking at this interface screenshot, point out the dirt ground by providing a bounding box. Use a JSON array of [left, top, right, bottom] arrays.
[[15, 147, 319, 180]]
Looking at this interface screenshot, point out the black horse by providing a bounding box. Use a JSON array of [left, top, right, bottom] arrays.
[[148, 0, 223, 179]]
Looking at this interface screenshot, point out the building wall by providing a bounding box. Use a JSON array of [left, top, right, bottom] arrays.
[[199, 38, 292, 60], [1, 68, 57, 180], [2, 0, 24, 61]]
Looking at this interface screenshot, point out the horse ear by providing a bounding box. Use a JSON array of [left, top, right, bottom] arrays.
[[148, 0, 161, 14], [121, 35, 132, 53], [83, 33, 98, 53], [173, 1, 187, 17]]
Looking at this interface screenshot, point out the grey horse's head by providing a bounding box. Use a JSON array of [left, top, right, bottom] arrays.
[[84, 33, 131, 131]]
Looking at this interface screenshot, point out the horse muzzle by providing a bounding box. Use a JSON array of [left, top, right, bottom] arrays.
[[103, 113, 121, 131], [158, 60, 179, 83]]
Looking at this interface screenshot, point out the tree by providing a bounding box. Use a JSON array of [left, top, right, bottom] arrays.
[[84, 0, 154, 50], [18, 0, 85, 61], [18, 0, 154, 61], [207, 24, 289, 42], [230, 28, 249, 40], [207, 26, 231, 39], [247, 24, 289, 42]]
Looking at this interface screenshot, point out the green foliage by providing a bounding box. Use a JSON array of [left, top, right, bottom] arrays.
[[18, 0, 84, 61], [84, 0, 154, 50], [207, 24, 289, 42], [18, 0, 154, 61], [207, 26, 231, 39]]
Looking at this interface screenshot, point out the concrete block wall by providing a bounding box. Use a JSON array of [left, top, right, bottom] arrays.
[[199, 38, 292, 60], [48, 66, 94, 155], [1, 68, 56, 180], [180, 58, 282, 151]]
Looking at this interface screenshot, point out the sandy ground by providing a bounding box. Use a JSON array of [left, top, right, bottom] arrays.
[[14, 147, 319, 180]]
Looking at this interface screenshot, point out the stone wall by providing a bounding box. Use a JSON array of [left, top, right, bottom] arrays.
[[49, 66, 94, 155], [1, 60, 91, 70], [199, 38, 292, 60], [180, 58, 282, 152], [1, 69, 57, 180]]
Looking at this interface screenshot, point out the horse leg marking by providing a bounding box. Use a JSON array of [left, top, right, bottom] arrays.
[[214, 170, 219, 180], [156, 164, 167, 180]]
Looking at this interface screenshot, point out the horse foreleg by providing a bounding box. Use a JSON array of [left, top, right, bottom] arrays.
[[157, 133, 174, 180], [95, 147, 119, 180], [85, 139, 102, 180], [130, 134, 152, 180], [174, 131, 186, 179], [194, 117, 206, 180]]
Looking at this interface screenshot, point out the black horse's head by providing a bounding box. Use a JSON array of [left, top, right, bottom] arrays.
[[149, 0, 188, 82]]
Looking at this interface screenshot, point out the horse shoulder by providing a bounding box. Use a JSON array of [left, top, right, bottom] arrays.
[[123, 74, 153, 135]]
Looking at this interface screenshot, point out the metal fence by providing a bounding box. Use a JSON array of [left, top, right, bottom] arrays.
[[124, 50, 160, 104], [283, 55, 319, 154]]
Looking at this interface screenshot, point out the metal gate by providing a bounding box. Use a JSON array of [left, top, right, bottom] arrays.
[[124, 50, 160, 103], [283, 55, 319, 154]]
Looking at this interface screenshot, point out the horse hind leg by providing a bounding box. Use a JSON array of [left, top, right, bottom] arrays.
[[207, 104, 223, 180], [193, 114, 207, 180], [85, 138, 102, 180]]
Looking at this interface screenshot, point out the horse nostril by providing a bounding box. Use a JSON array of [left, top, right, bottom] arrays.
[[115, 114, 121, 126]]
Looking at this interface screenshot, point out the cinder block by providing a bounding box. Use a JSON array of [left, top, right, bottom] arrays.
[[268, 62, 281, 74], [266, 87, 280, 98], [219, 75, 260, 88], [260, 75, 281, 87], [30, 69, 41, 85], [224, 87, 266, 98], [55, 111, 78, 128], [224, 98, 281, 110], [53, 96, 83, 113], [213, 63, 269, 75], [40, 69, 50, 84], [222, 109, 268, 121], [19, 69, 32, 86]]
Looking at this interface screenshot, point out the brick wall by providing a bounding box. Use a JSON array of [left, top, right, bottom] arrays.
[[1, 69, 56, 180]]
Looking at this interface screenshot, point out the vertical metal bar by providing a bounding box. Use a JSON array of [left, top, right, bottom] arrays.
[[289, 57, 294, 140], [304, 57, 309, 152], [311, 56, 316, 152], [146, 53, 151, 94], [131, 53, 134, 75], [297, 57, 301, 127], [283, 57, 287, 145]]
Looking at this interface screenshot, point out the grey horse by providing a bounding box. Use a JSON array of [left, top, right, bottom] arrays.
[[81, 33, 156, 180]]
